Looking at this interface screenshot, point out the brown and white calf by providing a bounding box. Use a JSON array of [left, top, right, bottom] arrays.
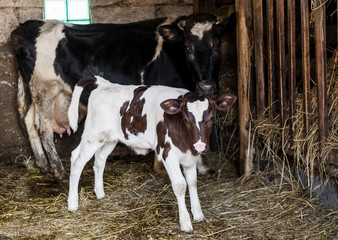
[[67, 76, 236, 232]]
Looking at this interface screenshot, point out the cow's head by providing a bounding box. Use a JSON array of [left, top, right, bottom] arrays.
[[160, 92, 237, 155], [159, 12, 236, 95]]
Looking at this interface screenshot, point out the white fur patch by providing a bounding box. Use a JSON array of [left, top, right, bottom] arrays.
[[33, 21, 66, 82], [187, 99, 208, 131], [193, 139, 206, 153], [190, 22, 213, 40]]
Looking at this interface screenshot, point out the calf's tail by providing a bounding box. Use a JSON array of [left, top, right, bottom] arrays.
[[68, 76, 97, 132]]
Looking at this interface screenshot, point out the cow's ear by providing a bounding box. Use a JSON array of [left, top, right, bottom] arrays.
[[216, 93, 237, 110], [215, 12, 236, 36], [160, 99, 182, 114], [158, 25, 184, 43]]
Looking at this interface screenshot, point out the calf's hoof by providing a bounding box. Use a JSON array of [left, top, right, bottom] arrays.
[[198, 168, 215, 177], [180, 223, 194, 233]]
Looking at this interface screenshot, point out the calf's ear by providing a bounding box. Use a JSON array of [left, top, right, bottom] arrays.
[[158, 25, 184, 43], [160, 99, 182, 115], [216, 93, 237, 110]]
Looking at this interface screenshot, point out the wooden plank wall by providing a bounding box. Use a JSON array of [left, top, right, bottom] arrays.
[[235, 0, 332, 175], [193, 0, 334, 175]]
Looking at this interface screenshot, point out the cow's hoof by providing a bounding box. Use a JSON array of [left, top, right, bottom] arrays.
[[35, 162, 50, 174], [54, 170, 69, 182]]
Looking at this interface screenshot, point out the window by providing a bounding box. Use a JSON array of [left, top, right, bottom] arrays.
[[44, 0, 90, 24]]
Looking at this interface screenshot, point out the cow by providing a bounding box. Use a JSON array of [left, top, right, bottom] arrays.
[[67, 76, 237, 232], [11, 12, 236, 181]]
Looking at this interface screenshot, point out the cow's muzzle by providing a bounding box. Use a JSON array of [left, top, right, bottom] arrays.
[[197, 81, 217, 95]]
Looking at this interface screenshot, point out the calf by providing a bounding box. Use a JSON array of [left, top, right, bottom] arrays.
[[11, 13, 236, 180], [67, 76, 236, 232]]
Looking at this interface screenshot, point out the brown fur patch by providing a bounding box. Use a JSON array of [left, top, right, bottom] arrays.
[[120, 86, 149, 139], [77, 76, 97, 87], [156, 121, 171, 161]]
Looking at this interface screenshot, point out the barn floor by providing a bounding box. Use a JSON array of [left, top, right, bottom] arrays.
[[0, 153, 337, 240]]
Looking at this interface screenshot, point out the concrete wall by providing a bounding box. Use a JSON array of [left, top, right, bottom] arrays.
[[0, 0, 193, 161]]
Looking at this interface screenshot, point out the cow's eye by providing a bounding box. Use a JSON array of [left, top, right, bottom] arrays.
[[214, 41, 221, 50], [183, 118, 189, 123], [185, 44, 192, 53]]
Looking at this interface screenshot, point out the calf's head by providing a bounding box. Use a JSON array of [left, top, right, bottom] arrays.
[[159, 12, 236, 95], [160, 93, 237, 155]]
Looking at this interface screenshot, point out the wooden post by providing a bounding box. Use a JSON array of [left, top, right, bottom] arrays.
[[205, 0, 215, 14], [193, 0, 199, 13], [236, 0, 253, 176], [266, 0, 276, 120], [253, 0, 265, 121], [276, 0, 286, 126], [314, 0, 328, 162], [300, 0, 311, 135], [287, 0, 296, 138]]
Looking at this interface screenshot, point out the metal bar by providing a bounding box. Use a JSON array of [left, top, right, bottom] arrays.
[[287, 0, 296, 139], [300, 0, 312, 135], [276, 0, 286, 126], [253, 0, 265, 121], [66, 0, 69, 22], [266, 0, 276, 120], [314, 0, 328, 162], [236, 0, 253, 176]]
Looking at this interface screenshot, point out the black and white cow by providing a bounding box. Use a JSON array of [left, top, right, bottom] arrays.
[[67, 76, 237, 232], [11, 12, 236, 180]]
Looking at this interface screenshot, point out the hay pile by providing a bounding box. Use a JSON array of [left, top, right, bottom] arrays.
[[0, 154, 337, 239], [253, 49, 338, 193]]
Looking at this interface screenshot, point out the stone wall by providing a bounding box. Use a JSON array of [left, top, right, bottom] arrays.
[[90, 0, 193, 23], [0, 0, 193, 161], [0, 0, 43, 160]]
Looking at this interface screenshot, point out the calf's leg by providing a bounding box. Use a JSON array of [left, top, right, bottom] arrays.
[[161, 155, 193, 232], [183, 161, 204, 221], [68, 142, 101, 211], [93, 142, 117, 199]]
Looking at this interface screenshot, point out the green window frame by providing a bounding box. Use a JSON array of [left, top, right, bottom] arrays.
[[44, 0, 90, 24]]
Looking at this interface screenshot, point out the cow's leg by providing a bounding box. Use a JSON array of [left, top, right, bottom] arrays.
[[68, 142, 100, 211], [17, 75, 29, 131], [153, 153, 166, 175], [183, 162, 204, 221], [93, 142, 117, 199], [24, 104, 50, 173], [161, 155, 193, 232], [37, 112, 67, 181]]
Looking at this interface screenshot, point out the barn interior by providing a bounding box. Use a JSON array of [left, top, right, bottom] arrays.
[[0, 0, 337, 239]]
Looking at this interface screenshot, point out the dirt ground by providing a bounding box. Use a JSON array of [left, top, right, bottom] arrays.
[[0, 153, 337, 240]]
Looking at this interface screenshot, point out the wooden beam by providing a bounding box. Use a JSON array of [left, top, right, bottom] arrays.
[[236, 0, 253, 176], [314, 0, 328, 162], [300, 0, 312, 135], [266, 0, 276, 120], [276, 0, 286, 126], [287, 0, 296, 138], [253, 0, 265, 121]]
